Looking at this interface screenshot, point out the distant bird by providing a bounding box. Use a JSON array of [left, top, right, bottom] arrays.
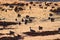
[[29, 6, 31, 10], [29, 27, 36, 33], [39, 4, 42, 7], [29, 18, 32, 23], [44, 7, 47, 9], [25, 19, 28, 24], [45, 3, 50, 6], [15, 19, 17, 21], [26, 15, 29, 18], [18, 22, 21, 25], [50, 7, 60, 14], [52, 6, 55, 8], [38, 26, 43, 30], [30, 1, 33, 4], [48, 17, 51, 20], [58, 28, 60, 31], [33, 4, 36, 6], [14, 7, 24, 13], [51, 18, 55, 22], [1, 9, 5, 11], [9, 5, 14, 8], [49, 13, 53, 16], [14, 7, 19, 12], [26, 3, 28, 6], [29, 17, 35, 23], [22, 18, 24, 22], [17, 14, 21, 17], [54, 3, 58, 6]]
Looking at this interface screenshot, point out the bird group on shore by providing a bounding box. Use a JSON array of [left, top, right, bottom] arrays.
[[29, 26, 43, 33]]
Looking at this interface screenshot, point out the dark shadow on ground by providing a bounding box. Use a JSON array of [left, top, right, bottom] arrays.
[[2, 3, 25, 6], [0, 33, 5, 35], [0, 28, 16, 30], [54, 38, 60, 40], [23, 30, 60, 36], [0, 21, 18, 28], [0, 35, 24, 40]]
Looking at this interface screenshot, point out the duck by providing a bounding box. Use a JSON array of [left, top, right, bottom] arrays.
[[29, 27, 36, 33], [38, 26, 43, 30]]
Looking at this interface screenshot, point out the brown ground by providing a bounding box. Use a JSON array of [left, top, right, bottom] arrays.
[[0, 0, 60, 40]]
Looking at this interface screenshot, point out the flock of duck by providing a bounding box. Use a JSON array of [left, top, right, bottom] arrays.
[[0, 1, 60, 40]]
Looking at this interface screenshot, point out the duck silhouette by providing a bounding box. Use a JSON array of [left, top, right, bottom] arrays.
[[29, 27, 36, 33], [38, 26, 43, 30]]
